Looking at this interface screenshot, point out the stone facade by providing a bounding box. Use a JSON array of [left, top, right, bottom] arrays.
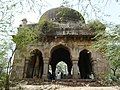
[[11, 6, 110, 80]]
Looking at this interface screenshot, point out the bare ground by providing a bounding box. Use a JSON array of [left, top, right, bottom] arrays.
[[9, 79, 120, 90], [10, 85, 119, 90]]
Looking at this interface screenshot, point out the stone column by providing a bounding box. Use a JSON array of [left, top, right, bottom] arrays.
[[42, 58, 49, 80], [23, 58, 29, 78], [91, 52, 98, 79], [91, 59, 97, 79], [72, 60, 79, 79]]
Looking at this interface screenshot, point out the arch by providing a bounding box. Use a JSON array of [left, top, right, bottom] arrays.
[[49, 45, 73, 80], [50, 44, 71, 58], [26, 49, 44, 79], [28, 48, 44, 58], [78, 48, 92, 54], [78, 49, 94, 79]]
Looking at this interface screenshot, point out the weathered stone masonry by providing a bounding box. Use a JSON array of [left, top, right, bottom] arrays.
[[11, 6, 110, 80]]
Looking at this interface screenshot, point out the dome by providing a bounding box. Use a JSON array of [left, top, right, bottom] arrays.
[[40, 6, 85, 23]]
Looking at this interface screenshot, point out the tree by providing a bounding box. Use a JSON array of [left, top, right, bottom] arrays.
[[0, 0, 45, 89], [0, 41, 9, 88], [90, 21, 120, 77], [87, 19, 120, 80], [107, 25, 120, 77]]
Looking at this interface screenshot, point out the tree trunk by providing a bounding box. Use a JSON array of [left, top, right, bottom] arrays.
[[5, 48, 17, 90]]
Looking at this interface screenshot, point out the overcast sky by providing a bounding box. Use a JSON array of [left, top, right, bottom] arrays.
[[14, 0, 120, 27]]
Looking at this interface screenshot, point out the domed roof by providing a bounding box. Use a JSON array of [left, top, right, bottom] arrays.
[[40, 6, 85, 23]]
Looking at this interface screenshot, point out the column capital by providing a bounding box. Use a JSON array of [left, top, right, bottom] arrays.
[[72, 57, 78, 60], [43, 57, 49, 61], [73, 61, 78, 64], [44, 60, 49, 64], [43, 57, 49, 64], [72, 57, 78, 64], [91, 59, 97, 64]]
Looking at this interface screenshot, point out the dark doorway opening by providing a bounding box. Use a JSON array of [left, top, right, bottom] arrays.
[[78, 49, 93, 79], [26, 49, 44, 79], [49, 45, 72, 80]]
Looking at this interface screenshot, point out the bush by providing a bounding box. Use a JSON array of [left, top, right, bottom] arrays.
[[104, 72, 120, 86], [0, 72, 6, 88]]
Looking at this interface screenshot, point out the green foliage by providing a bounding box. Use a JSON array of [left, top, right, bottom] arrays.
[[105, 72, 117, 81], [104, 72, 120, 86], [88, 20, 106, 31], [56, 7, 72, 21], [0, 40, 11, 88], [0, 42, 9, 89], [107, 25, 120, 75], [13, 25, 38, 49], [56, 7, 85, 23], [91, 29, 108, 52], [39, 20, 57, 35], [109, 44, 120, 70], [88, 20, 107, 56], [0, 48, 7, 68], [92, 23, 120, 79], [0, 41, 15, 89], [0, 72, 6, 88]]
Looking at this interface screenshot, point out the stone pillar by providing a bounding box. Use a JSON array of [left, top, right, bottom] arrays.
[[23, 58, 29, 78], [42, 58, 49, 80], [91, 52, 98, 79], [92, 59, 97, 79], [72, 60, 79, 79]]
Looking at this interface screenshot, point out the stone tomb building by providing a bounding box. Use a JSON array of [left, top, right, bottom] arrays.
[[11, 6, 109, 80]]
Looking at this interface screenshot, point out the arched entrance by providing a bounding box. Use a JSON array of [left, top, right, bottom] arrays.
[[26, 49, 44, 79], [49, 45, 72, 80], [78, 49, 93, 79]]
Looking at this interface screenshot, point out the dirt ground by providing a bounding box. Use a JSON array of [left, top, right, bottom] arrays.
[[10, 85, 120, 90], [9, 79, 120, 90]]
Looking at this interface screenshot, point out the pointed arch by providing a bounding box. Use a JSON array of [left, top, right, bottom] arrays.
[[26, 49, 44, 79], [50, 44, 71, 58], [48, 44, 73, 79], [78, 49, 93, 79]]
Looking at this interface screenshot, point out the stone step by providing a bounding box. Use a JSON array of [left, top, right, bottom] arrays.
[[17, 79, 104, 87]]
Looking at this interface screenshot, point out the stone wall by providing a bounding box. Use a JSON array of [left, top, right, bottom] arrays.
[[11, 36, 110, 80]]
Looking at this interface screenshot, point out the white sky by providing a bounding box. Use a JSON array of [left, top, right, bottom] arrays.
[[14, 0, 120, 27]]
